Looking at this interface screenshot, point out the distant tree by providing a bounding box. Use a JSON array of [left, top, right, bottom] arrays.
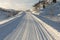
[[33, 1, 46, 11], [33, 1, 40, 10], [52, 0, 56, 3], [43, 1, 45, 8]]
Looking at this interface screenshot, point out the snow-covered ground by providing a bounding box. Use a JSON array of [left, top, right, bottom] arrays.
[[39, 2, 60, 22], [0, 11, 9, 21], [0, 1, 60, 40], [0, 12, 24, 25], [0, 12, 26, 40], [32, 2, 60, 40], [0, 11, 59, 40], [32, 14, 60, 40], [32, 2, 60, 30], [0, 9, 20, 21], [32, 2, 60, 22]]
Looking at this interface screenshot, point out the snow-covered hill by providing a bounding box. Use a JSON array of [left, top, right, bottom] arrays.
[[0, 11, 24, 25], [35, 2, 60, 22], [0, 8, 20, 21], [0, 11, 9, 21], [32, 2, 60, 36]]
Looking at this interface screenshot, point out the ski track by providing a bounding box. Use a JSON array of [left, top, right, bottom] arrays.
[[0, 12, 58, 40]]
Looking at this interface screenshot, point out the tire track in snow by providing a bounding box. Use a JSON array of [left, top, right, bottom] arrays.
[[31, 14, 56, 40], [3, 12, 57, 40]]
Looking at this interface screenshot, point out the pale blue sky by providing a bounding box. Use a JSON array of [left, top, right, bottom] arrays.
[[0, 0, 39, 10]]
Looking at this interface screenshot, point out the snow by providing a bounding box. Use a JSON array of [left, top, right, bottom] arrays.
[[0, 1, 60, 40], [58, 14, 60, 16], [34, 2, 60, 31], [32, 14, 60, 40], [0, 12, 26, 40], [0, 11, 59, 40], [38, 2, 60, 22], [3, 13, 59, 40], [0, 11, 9, 21], [32, 2, 60, 40], [0, 11, 23, 25]]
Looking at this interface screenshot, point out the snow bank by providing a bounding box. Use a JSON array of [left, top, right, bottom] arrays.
[[32, 14, 60, 40], [41, 2, 60, 15], [0, 12, 23, 25], [37, 2, 60, 22], [0, 11, 9, 21]]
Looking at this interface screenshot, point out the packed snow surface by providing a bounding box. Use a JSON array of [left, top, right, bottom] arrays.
[[0, 12, 59, 40]]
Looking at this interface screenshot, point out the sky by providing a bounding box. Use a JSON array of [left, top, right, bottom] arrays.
[[0, 0, 39, 10]]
